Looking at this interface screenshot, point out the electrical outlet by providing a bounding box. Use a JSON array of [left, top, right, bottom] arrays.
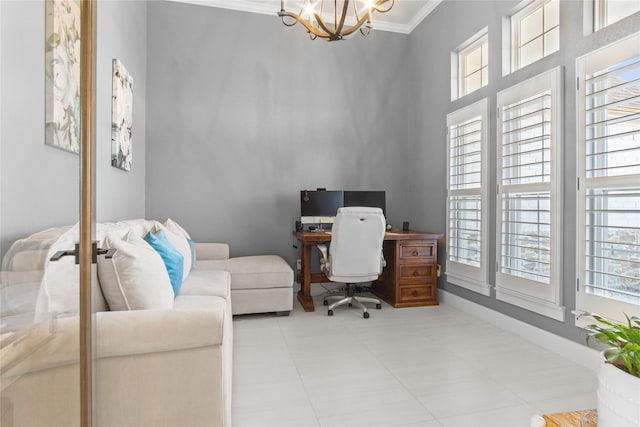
[[296, 259, 301, 271]]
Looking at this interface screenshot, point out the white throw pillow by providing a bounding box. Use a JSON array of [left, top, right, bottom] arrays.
[[97, 231, 174, 311], [164, 218, 191, 240], [156, 223, 192, 279]]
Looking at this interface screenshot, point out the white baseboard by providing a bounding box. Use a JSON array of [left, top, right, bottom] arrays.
[[438, 289, 601, 372]]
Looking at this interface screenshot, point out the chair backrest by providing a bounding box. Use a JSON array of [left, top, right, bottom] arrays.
[[329, 207, 386, 279]]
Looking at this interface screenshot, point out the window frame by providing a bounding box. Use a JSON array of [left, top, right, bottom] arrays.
[[451, 27, 489, 101], [508, 0, 560, 73], [495, 66, 564, 321], [446, 98, 491, 295], [593, 0, 640, 32], [575, 31, 640, 325]]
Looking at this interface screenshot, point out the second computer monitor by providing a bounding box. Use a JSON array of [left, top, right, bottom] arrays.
[[344, 191, 386, 217]]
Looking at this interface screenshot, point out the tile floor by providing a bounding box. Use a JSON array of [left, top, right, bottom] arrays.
[[231, 285, 597, 427]]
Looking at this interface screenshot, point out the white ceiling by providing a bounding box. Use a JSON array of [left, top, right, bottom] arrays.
[[169, 0, 442, 34]]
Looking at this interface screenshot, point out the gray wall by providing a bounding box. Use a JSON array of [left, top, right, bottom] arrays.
[[0, 0, 79, 257], [407, 0, 640, 342], [145, 1, 410, 263], [96, 1, 147, 223], [0, 0, 147, 258]]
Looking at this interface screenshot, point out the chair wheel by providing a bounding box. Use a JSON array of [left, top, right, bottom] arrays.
[[363, 312, 370, 319], [348, 303, 353, 307], [376, 304, 382, 309], [323, 300, 328, 306], [328, 310, 334, 316]]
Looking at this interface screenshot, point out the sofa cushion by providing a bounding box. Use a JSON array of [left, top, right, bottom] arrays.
[[98, 232, 174, 311], [195, 255, 293, 291], [144, 230, 184, 294], [164, 218, 196, 269], [194, 243, 230, 261], [179, 269, 231, 299], [164, 218, 191, 240]]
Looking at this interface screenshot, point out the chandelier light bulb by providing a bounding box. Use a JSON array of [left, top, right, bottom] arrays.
[[304, 1, 315, 20]]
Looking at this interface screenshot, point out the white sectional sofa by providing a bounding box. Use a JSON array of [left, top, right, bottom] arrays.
[[0, 219, 294, 426], [198, 254, 294, 316]]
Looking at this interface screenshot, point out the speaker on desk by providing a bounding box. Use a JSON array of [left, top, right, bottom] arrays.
[[295, 220, 303, 231], [402, 221, 410, 231]]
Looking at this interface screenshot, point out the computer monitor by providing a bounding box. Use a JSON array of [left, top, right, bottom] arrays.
[[300, 190, 344, 224], [344, 191, 386, 217]]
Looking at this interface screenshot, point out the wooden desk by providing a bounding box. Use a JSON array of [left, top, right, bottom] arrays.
[[293, 230, 443, 312]]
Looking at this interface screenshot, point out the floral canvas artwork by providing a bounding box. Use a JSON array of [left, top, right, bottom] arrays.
[[45, 0, 81, 154], [111, 59, 133, 171]]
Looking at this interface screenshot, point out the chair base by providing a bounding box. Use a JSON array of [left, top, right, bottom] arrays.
[[323, 284, 382, 318]]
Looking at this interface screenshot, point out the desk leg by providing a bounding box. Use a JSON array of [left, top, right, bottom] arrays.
[[297, 242, 315, 312]]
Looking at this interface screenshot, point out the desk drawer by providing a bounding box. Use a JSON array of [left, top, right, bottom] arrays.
[[399, 265, 434, 284], [399, 285, 435, 302], [399, 242, 435, 261]]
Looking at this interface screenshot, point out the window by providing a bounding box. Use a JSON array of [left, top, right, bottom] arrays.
[[594, 0, 640, 31], [576, 32, 640, 323], [456, 32, 489, 98], [511, 0, 559, 71], [496, 67, 564, 320], [446, 99, 490, 295], [452, 28, 488, 100]]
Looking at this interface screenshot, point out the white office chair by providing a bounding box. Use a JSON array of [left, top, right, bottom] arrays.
[[317, 207, 386, 318]]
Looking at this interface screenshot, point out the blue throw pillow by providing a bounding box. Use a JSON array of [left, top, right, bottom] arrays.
[[144, 230, 184, 294]]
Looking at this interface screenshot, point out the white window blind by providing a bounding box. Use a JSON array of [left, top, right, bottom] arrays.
[[577, 33, 640, 322], [585, 188, 640, 304], [446, 99, 490, 295], [501, 192, 551, 283], [450, 117, 482, 192], [449, 114, 482, 267], [496, 67, 564, 320], [500, 91, 552, 284], [449, 195, 482, 267], [585, 56, 640, 179]]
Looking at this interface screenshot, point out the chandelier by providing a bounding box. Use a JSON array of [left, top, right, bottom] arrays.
[[278, 0, 395, 41]]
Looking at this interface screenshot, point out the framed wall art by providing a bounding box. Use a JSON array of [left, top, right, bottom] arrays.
[[45, 0, 81, 154], [111, 59, 133, 171]]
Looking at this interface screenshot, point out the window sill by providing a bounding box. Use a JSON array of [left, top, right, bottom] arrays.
[[496, 286, 566, 321], [446, 272, 491, 296]]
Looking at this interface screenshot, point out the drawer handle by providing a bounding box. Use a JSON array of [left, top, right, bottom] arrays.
[[412, 290, 419, 297], [412, 250, 419, 256], [412, 270, 419, 277]]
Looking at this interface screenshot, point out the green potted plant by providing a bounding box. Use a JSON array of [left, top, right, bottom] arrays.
[[580, 312, 640, 427]]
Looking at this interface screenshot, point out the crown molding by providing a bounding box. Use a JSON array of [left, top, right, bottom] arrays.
[[373, 20, 412, 34], [170, 0, 278, 17], [405, 0, 441, 33]]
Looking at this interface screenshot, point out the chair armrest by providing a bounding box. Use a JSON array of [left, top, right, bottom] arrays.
[[194, 243, 230, 260]]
